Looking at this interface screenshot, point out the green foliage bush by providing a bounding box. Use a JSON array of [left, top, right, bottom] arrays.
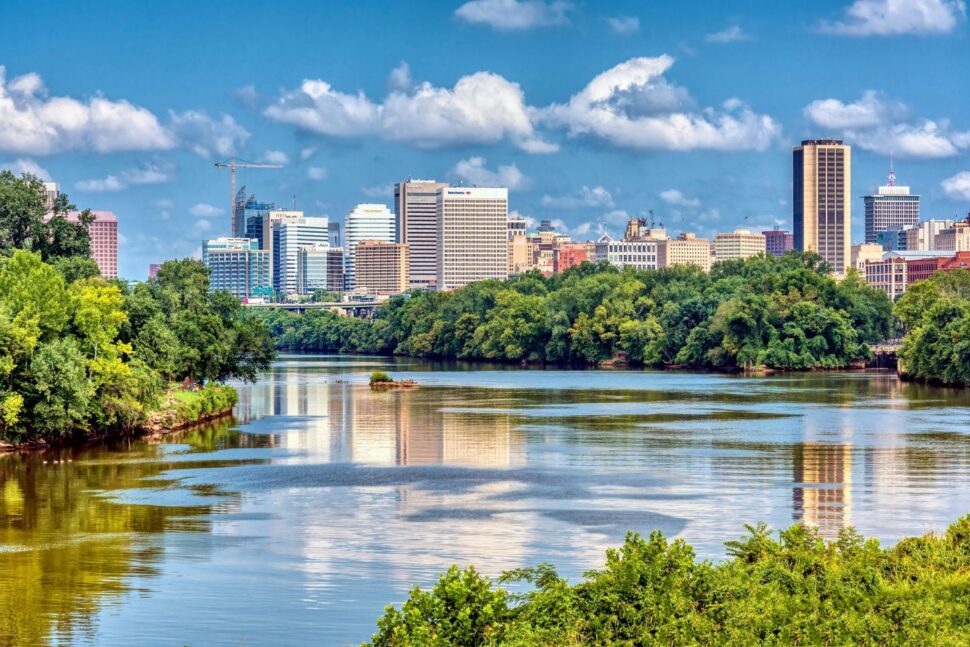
[[264, 254, 894, 372], [896, 269, 970, 386], [0, 172, 274, 443], [370, 371, 392, 383], [367, 516, 970, 646]]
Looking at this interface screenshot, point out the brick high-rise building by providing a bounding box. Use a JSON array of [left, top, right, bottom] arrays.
[[763, 228, 794, 257], [52, 211, 118, 277]]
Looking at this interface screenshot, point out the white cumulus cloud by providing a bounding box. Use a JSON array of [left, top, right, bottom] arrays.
[[454, 0, 573, 30], [262, 149, 289, 164], [821, 0, 966, 36], [189, 203, 223, 218], [942, 171, 970, 200], [265, 69, 556, 154], [541, 185, 614, 209], [75, 162, 172, 193], [387, 61, 413, 92], [307, 166, 328, 181], [660, 189, 701, 207], [804, 91, 970, 158], [169, 110, 250, 159], [542, 56, 781, 151], [452, 156, 528, 189], [606, 16, 640, 34], [705, 25, 752, 42], [1, 157, 50, 180]]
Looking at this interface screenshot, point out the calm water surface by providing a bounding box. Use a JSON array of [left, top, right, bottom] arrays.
[[2, 355, 970, 645]]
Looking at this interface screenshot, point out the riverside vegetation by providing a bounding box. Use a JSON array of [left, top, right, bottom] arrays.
[[366, 516, 970, 646], [264, 253, 896, 372], [0, 172, 275, 445]]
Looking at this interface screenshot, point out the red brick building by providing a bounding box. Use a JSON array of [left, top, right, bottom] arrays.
[[553, 243, 589, 273]]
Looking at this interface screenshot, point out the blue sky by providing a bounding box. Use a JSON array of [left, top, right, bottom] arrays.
[[1, 0, 969, 278]]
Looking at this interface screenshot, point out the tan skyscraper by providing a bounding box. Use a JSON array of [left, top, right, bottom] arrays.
[[395, 179, 449, 290], [793, 139, 852, 275], [355, 240, 409, 294], [436, 187, 508, 290]]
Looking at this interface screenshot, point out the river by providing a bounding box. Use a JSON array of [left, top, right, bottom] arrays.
[[1, 354, 969, 645]]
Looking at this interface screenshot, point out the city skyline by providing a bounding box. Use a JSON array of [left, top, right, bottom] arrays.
[[2, 0, 970, 278]]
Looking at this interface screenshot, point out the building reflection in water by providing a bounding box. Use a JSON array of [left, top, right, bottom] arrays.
[[234, 373, 522, 468], [792, 442, 852, 538]]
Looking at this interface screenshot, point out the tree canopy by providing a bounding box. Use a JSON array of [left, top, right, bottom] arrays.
[[263, 253, 895, 372]]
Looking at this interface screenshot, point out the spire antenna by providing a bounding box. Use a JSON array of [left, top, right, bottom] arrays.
[[888, 150, 896, 187]]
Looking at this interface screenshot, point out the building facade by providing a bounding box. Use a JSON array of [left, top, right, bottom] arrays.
[[271, 216, 329, 294], [905, 219, 954, 251], [935, 218, 970, 252], [51, 211, 118, 277], [344, 203, 396, 290], [850, 243, 884, 272], [354, 241, 409, 294], [763, 228, 794, 257], [595, 235, 659, 270], [326, 248, 345, 293], [297, 244, 330, 295], [714, 230, 766, 262], [658, 233, 713, 271], [863, 175, 919, 244], [436, 187, 508, 290], [395, 180, 448, 289], [202, 237, 271, 299], [233, 188, 276, 243], [793, 139, 851, 275], [553, 242, 589, 273]]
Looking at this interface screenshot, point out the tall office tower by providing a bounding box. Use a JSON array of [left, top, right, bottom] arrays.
[[328, 221, 341, 248], [344, 203, 395, 290], [201, 237, 271, 299], [714, 229, 766, 262], [48, 211, 118, 277], [261, 210, 303, 286], [763, 228, 794, 257], [271, 216, 329, 294], [863, 163, 919, 243], [326, 248, 345, 292], [43, 182, 59, 213], [395, 180, 449, 289], [507, 213, 527, 238], [297, 244, 330, 295], [148, 263, 161, 280], [233, 188, 276, 243], [793, 139, 852, 275], [436, 187, 508, 291], [355, 240, 409, 294]]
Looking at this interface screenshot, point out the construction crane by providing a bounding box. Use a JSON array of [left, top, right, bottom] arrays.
[[214, 158, 283, 235]]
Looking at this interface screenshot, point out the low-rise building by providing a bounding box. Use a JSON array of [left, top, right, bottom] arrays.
[[714, 229, 766, 262], [658, 233, 713, 271], [595, 235, 659, 270], [553, 242, 590, 273], [202, 237, 271, 299], [935, 217, 970, 251], [297, 244, 329, 295], [850, 243, 884, 272], [355, 240, 409, 294], [763, 228, 794, 257]]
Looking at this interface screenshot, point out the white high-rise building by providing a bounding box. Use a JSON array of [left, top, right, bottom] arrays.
[[436, 187, 508, 291], [863, 163, 920, 244], [272, 216, 329, 294], [344, 204, 395, 290]]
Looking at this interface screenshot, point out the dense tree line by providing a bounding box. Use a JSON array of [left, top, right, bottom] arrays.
[[895, 268, 970, 385], [0, 173, 275, 444], [263, 253, 894, 371], [367, 516, 970, 645]]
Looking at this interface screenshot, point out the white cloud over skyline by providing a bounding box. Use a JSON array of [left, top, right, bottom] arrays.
[[705, 25, 752, 43], [454, 0, 573, 30], [821, 0, 966, 36], [804, 90, 970, 158], [941, 171, 970, 200], [452, 156, 528, 189]]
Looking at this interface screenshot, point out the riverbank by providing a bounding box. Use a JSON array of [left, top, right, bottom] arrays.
[[0, 383, 238, 453]]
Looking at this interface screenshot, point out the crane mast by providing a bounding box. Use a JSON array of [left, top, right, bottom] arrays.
[[214, 158, 283, 235]]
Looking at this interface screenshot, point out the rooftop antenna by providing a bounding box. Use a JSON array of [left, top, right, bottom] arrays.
[[292, 194, 296, 210], [649, 209, 655, 228], [888, 150, 896, 187]]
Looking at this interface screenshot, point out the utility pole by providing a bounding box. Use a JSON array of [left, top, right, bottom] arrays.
[[214, 158, 283, 235]]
